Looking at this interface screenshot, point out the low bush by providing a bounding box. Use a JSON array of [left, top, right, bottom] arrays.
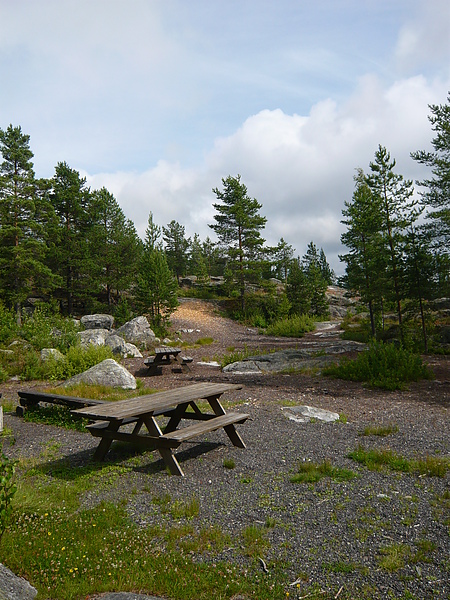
[[323, 341, 433, 390], [20, 302, 79, 352], [43, 345, 115, 381], [265, 314, 316, 337], [0, 303, 18, 345]]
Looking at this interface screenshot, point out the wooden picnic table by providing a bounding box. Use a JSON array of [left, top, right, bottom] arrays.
[[72, 382, 248, 476], [144, 346, 183, 375]]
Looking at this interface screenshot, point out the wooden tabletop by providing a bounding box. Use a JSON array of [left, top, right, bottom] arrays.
[[72, 382, 242, 421]]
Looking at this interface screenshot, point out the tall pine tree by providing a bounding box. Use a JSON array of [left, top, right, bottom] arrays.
[[0, 125, 56, 319], [210, 175, 266, 311]]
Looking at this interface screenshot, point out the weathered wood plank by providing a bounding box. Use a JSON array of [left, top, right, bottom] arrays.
[[72, 383, 242, 421], [162, 412, 249, 443]]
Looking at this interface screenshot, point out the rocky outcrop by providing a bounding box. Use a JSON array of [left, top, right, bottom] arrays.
[[116, 316, 157, 348], [223, 340, 365, 375], [105, 334, 143, 358], [63, 359, 136, 389]]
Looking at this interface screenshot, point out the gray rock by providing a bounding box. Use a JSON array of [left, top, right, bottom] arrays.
[[281, 405, 340, 423], [40, 348, 65, 362], [78, 329, 110, 348], [63, 359, 136, 389], [223, 343, 365, 375], [106, 335, 143, 358], [81, 314, 114, 330], [116, 316, 156, 348], [0, 563, 37, 600]]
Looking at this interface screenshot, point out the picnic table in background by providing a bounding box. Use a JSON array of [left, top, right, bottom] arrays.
[[72, 382, 248, 476], [144, 346, 183, 375]]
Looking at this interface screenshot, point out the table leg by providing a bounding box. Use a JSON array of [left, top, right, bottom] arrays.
[[207, 395, 246, 448], [164, 402, 190, 433], [92, 420, 121, 461], [142, 415, 185, 476]]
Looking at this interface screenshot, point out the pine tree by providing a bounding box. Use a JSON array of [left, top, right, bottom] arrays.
[[89, 187, 141, 307], [367, 146, 419, 333], [340, 169, 385, 336], [411, 93, 450, 255], [0, 125, 57, 319], [210, 175, 266, 311], [135, 213, 179, 329], [163, 220, 190, 282], [48, 162, 93, 314]]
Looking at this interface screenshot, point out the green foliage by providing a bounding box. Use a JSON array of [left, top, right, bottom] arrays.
[[0, 302, 18, 344], [265, 314, 316, 337], [210, 175, 267, 311], [20, 302, 79, 352], [113, 298, 134, 327], [23, 404, 88, 431], [291, 460, 357, 484], [348, 445, 449, 477], [136, 220, 179, 329], [360, 424, 399, 437], [43, 344, 114, 381], [323, 341, 433, 390], [0, 454, 17, 542]]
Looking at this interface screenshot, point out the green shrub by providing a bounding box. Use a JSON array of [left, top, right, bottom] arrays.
[[323, 341, 433, 390], [20, 303, 79, 352], [44, 345, 115, 381], [265, 314, 316, 337], [0, 303, 18, 345]]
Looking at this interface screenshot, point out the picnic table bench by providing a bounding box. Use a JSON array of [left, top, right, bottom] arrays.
[[72, 382, 248, 476], [16, 389, 106, 416], [144, 346, 183, 375]]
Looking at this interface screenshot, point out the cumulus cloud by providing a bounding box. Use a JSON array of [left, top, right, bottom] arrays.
[[87, 75, 449, 274]]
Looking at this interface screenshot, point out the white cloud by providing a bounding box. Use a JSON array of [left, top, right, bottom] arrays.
[[87, 74, 449, 275], [395, 0, 450, 74]]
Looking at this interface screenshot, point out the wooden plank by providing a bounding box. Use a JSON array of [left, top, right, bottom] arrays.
[[162, 412, 249, 443], [18, 390, 106, 409], [72, 383, 242, 421]]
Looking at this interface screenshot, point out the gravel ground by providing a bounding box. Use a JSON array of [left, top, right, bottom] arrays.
[[1, 299, 449, 599]]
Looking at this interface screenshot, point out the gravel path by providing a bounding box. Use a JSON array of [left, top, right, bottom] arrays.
[[1, 299, 449, 599]]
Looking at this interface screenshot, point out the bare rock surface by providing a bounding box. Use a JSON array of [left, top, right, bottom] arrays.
[[63, 358, 137, 389], [81, 314, 115, 330], [0, 563, 37, 600]]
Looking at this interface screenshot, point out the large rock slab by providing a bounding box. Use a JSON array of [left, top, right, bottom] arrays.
[[223, 341, 366, 375], [116, 316, 156, 348], [0, 563, 37, 600], [81, 314, 114, 330], [63, 359, 136, 389]]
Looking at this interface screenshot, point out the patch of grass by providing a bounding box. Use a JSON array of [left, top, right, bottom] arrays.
[[360, 424, 399, 437], [348, 445, 449, 477], [223, 458, 236, 469], [242, 524, 270, 557], [323, 341, 433, 390], [171, 497, 200, 520], [23, 404, 89, 431], [264, 314, 317, 338], [378, 542, 411, 572], [291, 460, 358, 484], [195, 337, 214, 346]]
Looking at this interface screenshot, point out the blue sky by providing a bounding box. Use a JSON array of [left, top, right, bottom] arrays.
[[1, 0, 449, 273]]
